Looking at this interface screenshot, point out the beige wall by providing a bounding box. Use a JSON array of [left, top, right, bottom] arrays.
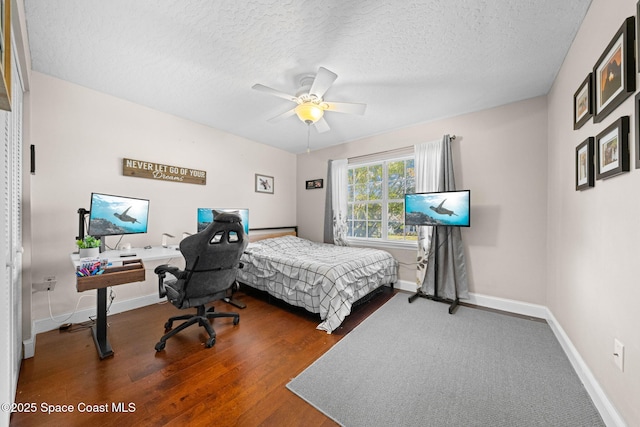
[[547, 0, 639, 424], [28, 72, 296, 323], [297, 96, 549, 304], [25, 2, 640, 420]]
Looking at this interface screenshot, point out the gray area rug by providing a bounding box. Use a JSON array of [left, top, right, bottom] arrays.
[[287, 293, 604, 427]]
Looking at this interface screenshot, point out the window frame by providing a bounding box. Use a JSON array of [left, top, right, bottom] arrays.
[[345, 154, 418, 249]]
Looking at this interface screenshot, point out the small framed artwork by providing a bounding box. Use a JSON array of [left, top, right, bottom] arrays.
[[255, 174, 274, 194], [573, 74, 593, 129], [593, 17, 635, 123], [305, 179, 323, 189], [595, 116, 629, 180], [635, 92, 640, 169], [576, 137, 595, 190]]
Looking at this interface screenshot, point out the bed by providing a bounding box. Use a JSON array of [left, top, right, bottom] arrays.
[[237, 230, 398, 333]]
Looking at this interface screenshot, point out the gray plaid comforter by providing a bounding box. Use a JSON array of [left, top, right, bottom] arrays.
[[237, 236, 398, 333]]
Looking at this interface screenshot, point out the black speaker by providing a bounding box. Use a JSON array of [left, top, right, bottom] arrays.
[[30, 145, 35, 174]]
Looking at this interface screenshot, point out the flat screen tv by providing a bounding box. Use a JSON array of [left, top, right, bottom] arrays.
[[405, 190, 470, 227], [87, 193, 150, 237], [197, 208, 249, 235]]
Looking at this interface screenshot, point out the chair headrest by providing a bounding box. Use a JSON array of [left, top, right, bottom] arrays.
[[213, 210, 242, 224]]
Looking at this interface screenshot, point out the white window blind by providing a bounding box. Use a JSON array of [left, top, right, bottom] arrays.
[[0, 40, 24, 422]]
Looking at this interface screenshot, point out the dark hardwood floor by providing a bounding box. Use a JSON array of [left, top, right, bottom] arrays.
[[11, 287, 396, 427]]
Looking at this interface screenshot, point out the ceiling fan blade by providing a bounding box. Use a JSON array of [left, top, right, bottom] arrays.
[[324, 101, 367, 115], [267, 108, 297, 123], [313, 117, 331, 133], [309, 67, 338, 98], [252, 84, 298, 102]]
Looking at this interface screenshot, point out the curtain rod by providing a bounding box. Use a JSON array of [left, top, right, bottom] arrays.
[[347, 135, 456, 162]]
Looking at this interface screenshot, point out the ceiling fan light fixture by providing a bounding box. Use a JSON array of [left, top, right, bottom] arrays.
[[295, 102, 324, 124]]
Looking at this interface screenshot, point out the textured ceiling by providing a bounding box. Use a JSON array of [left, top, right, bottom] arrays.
[[24, 0, 592, 154]]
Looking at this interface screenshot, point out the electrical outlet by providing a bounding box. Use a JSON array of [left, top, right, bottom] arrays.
[[613, 339, 624, 372], [32, 276, 57, 292], [43, 276, 56, 291]]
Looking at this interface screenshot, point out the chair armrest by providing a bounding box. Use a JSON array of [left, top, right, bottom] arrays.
[[154, 264, 183, 298], [154, 264, 182, 276]]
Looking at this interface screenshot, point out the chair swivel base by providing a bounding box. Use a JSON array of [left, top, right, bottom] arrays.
[[155, 305, 239, 351]]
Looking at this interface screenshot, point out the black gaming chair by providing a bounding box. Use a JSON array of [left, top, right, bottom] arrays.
[[153, 211, 248, 351]]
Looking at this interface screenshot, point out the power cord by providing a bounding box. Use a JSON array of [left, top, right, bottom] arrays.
[[47, 290, 93, 325], [106, 287, 116, 314], [49, 286, 117, 333], [105, 236, 123, 251], [48, 291, 94, 332]]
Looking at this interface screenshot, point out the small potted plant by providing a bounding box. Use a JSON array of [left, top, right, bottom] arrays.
[[77, 235, 101, 258]]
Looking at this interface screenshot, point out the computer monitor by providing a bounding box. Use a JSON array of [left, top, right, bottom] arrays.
[[405, 190, 470, 227], [87, 193, 150, 237], [197, 208, 249, 235]]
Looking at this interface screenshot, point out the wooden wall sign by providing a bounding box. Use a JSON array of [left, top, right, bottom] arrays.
[[122, 158, 206, 185]]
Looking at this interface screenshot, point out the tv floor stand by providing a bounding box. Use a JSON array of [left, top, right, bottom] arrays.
[[408, 226, 459, 314]]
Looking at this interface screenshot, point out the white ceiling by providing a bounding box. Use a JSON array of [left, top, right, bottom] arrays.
[[23, 0, 592, 154]]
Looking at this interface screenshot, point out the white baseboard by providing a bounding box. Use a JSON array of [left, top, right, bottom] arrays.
[[23, 335, 35, 359], [396, 285, 547, 319], [546, 310, 626, 427], [395, 285, 547, 319], [464, 292, 548, 319], [33, 292, 163, 335], [394, 279, 417, 293]]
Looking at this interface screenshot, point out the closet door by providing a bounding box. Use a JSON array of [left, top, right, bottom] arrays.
[[0, 95, 9, 420], [0, 40, 24, 419]]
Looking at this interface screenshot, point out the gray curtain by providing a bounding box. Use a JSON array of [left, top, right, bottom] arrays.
[[421, 135, 469, 300]]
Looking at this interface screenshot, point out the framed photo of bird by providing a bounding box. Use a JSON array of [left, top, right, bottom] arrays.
[[255, 174, 274, 194]]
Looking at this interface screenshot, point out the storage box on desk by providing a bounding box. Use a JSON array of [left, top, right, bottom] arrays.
[[77, 259, 146, 292]]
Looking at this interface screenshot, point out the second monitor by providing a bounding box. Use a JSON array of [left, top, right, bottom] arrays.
[[197, 208, 249, 235]]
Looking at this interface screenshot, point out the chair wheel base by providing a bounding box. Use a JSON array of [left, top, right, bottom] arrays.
[[155, 306, 239, 351]]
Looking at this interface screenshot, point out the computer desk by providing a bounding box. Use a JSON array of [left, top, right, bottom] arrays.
[[70, 245, 182, 359]]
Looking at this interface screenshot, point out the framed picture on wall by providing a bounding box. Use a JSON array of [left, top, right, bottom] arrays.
[[576, 137, 595, 190], [593, 17, 636, 123], [305, 179, 323, 189], [255, 173, 274, 194], [595, 116, 629, 180], [573, 74, 593, 129]]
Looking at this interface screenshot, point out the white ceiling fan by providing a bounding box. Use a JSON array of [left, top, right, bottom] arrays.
[[252, 67, 367, 133]]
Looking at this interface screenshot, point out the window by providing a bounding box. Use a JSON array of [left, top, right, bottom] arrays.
[[346, 156, 417, 245]]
